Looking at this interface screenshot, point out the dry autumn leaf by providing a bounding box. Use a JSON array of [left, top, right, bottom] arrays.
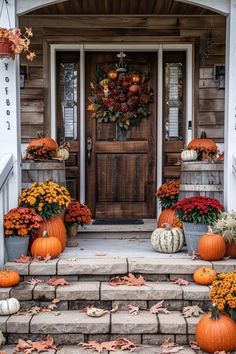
[[161, 338, 176, 349], [33, 254, 52, 262], [150, 300, 170, 314], [191, 250, 199, 260], [79, 337, 140, 353], [14, 255, 31, 263], [182, 305, 204, 318], [110, 303, 119, 313], [107, 276, 125, 287], [15, 335, 57, 353], [163, 346, 184, 354], [173, 278, 190, 286], [52, 298, 60, 304], [47, 278, 69, 286], [128, 304, 140, 316], [26, 278, 44, 286], [123, 273, 146, 286], [189, 340, 200, 350], [115, 337, 141, 351]]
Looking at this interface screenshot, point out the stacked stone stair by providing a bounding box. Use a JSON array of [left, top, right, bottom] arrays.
[[1, 256, 235, 347]]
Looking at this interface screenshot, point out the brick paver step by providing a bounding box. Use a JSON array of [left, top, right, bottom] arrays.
[[1, 310, 202, 336], [4, 257, 236, 277]]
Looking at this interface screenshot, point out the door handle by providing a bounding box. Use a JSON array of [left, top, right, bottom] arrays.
[[87, 137, 92, 165]]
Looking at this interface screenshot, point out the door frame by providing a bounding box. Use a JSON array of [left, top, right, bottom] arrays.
[[50, 43, 193, 217]]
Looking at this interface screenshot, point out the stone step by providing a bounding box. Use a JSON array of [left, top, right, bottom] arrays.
[[0, 344, 198, 354], [4, 257, 236, 278], [1, 310, 202, 345]]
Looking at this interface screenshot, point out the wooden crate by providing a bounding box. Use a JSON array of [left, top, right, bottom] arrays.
[[22, 160, 66, 189], [179, 161, 224, 204]]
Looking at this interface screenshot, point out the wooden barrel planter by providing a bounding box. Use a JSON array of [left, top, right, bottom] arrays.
[[22, 160, 66, 189], [179, 161, 224, 204]]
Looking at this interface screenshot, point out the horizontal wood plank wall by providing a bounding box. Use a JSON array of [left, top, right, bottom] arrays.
[[19, 15, 226, 180]]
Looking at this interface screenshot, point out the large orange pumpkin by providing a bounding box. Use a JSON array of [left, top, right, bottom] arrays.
[[193, 267, 216, 285], [157, 209, 177, 228], [0, 270, 20, 288], [187, 138, 217, 154], [225, 242, 236, 258], [198, 233, 226, 261], [36, 215, 66, 250], [29, 136, 58, 151], [31, 231, 62, 258], [195, 308, 236, 353]]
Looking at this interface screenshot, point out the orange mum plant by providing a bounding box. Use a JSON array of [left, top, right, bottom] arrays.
[[4, 207, 42, 237], [19, 180, 71, 220], [65, 199, 92, 228], [156, 180, 180, 209], [209, 270, 236, 320]]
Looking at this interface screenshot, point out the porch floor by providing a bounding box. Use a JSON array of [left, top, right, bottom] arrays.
[[62, 238, 189, 258]]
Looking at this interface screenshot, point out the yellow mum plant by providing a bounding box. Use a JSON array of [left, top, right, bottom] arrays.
[[19, 180, 71, 220], [209, 270, 236, 320]]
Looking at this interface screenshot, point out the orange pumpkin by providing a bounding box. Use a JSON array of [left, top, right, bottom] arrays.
[[195, 308, 236, 353], [193, 267, 216, 285], [198, 233, 226, 261], [29, 136, 58, 151], [187, 138, 217, 154], [157, 209, 177, 228], [31, 231, 62, 258], [0, 270, 20, 288], [36, 215, 66, 250], [225, 242, 236, 258]]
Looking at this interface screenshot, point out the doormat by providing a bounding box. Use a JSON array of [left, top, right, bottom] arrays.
[[93, 218, 144, 225]]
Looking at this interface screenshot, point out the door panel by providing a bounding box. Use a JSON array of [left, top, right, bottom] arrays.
[[86, 52, 157, 218]]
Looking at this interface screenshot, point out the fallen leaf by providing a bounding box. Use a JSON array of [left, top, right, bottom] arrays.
[[123, 273, 146, 286], [128, 304, 140, 316], [14, 255, 31, 263], [79, 337, 140, 354], [191, 250, 199, 260], [33, 254, 52, 262], [95, 252, 107, 256], [52, 298, 60, 304], [47, 278, 69, 286], [27, 306, 42, 315], [150, 300, 170, 314], [44, 303, 57, 311], [26, 278, 44, 286], [161, 338, 176, 349], [163, 346, 184, 354], [182, 305, 204, 318], [189, 340, 200, 350], [110, 303, 119, 313], [15, 335, 57, 353], [44, 253, 52, 262], [116, 337, 141, 351], [107, 276, 125, 287], [173, 278, 190, 286], [86, 306, 109, 318]]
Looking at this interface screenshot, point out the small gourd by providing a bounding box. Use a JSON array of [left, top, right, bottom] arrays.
[[181, 149, 198, 162], [0, 297, 20, 315], [56, 142, 70, 161], [193, 267, 216, 285], [151, 223, 184, 253]]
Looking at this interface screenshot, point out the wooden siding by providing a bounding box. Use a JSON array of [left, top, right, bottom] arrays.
[[19, 13, 226, 180]]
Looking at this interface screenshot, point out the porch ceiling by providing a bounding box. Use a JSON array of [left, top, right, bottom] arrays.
[[29, 0, 216, 15]]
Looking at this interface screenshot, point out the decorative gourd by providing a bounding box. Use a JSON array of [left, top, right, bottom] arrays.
[[157, 208, 177, 228], [29, 135, 58, 151], [151, 224, 184, 253], [193, 267, 216, 285], [195, 306, 236, 353], [36, 215, 66, 250], [31, 231, 62, 258], [198, 230, 226, 261], [181, 149, 198, 161], [0, 270, 20, 288], [56, 146, 69, 160], [0, 297, 20, 315], [187, 138, 217, 154]]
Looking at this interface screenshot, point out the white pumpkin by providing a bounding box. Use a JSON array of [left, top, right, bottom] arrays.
[[181, 149, 198, 161], [56, 147, 69, 160], [0, 298, 20, 316], [151, 224, 184, 253]]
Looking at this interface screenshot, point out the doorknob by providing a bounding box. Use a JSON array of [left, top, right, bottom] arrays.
[[87, 137, 92, 165]]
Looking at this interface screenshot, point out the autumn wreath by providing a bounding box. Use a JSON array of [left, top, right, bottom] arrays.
[[87, 68, 154, 129]]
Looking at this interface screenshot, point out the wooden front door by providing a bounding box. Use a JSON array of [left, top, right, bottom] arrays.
[[86, 52, 157, 219]]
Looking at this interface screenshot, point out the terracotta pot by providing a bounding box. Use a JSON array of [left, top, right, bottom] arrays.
[[157, 208, 177, 228], [36, 215, 66, 250], [66, 223, 79, 247], [225, 241, 236, 258], [0, 38, 14, 58]]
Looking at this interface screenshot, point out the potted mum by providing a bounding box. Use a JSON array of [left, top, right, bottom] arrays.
[[174, 196, 224, 254], [0, 27, 35, 60], [19, 180, 71, 250], [213, 212, 236, 258], [156, 180, 182, 228], [65, 199, 92, 247], [4, 207, 42, 261]]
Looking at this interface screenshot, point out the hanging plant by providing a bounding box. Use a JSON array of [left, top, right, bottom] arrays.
[[87, 67, 154, 129]]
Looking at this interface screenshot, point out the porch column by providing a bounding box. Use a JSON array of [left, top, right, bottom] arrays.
[[224, 0, 236, 211], [0, 0, 21, 208]]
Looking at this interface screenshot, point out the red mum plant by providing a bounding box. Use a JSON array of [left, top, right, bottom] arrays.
[[4, 207, 42, 237], [174, 196, 224, 225], [65, 199, 92, 228]]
